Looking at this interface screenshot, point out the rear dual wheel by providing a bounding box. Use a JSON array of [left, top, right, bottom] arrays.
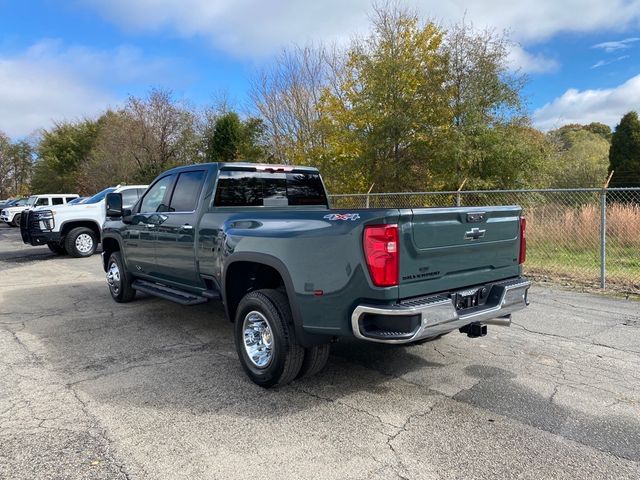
[[234, 289, 330, 388]]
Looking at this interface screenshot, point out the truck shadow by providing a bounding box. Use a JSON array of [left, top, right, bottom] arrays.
[[5, 281, 441, 410], [5, 281, 640, 462]]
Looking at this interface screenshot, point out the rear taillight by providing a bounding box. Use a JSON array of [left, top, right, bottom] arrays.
[[363, 224, 399, 287], [519, 217, 526, 264]]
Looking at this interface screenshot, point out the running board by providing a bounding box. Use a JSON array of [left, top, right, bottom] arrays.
[[132, 280, 214, 305]]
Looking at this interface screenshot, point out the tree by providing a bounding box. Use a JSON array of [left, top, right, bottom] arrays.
[[250, 45, 335, 165], [7, 141, 33, 196], [204, 112, 267, 162], [585, 122, 612, 142], [125, 89, 200, 182], [32, 119, 99, 194], [609, 111, 640, 187], [79, 110, 144, 193], [0, 132, 11, 198], [431, 21, 544, 190], [319, 5, 451, 192], [79, 90, 201, 190], [547, 129, 610, 188]]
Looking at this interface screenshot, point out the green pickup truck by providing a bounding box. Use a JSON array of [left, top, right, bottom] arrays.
[[102, 162, 530, 387]]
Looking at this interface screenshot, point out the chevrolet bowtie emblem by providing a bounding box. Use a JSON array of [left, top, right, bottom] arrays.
[[464, 227, 486, 241]]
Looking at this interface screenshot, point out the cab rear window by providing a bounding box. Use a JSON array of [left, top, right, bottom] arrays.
[[213, 170, 327, 207]]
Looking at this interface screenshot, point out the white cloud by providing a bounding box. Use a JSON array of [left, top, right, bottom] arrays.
[[0, 41, 177, 138], [85, 0, 640, 56], [591, 55, 630, 69], [592, 37, 640, 52], [508, 45, 559, 74], [533, 75, 640, 130]]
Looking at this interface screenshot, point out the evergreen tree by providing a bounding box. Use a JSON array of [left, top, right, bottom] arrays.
[[609, 111, 640, 187]]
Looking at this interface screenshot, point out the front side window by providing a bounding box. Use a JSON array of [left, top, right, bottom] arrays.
[[169, 171, 206, 212], [140, 176, 173, 213], [35, 198, 49, 206]]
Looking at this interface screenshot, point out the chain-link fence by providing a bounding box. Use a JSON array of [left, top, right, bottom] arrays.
[[329, 188, 640, 295]]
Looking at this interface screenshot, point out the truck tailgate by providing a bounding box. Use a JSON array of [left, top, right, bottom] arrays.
[[398, 206, 522, 298]]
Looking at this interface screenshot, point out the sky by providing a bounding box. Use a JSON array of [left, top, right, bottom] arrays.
[[0, 0, 639, 138]]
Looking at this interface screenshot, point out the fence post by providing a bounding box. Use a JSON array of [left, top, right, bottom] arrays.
[[600, 190, 606, 289], [456, 178, 467, 207], [600, 171, 614, 289], [365, 183, 375, 208]]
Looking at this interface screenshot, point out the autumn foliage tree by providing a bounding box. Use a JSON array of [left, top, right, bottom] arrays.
[[318, 6, 450, 192]]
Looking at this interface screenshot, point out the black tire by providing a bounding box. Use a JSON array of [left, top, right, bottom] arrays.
[[234, 289, 304, 388], [64, 227, 97, 258], [10, 214, 20, 227], [297, 344, 331, 379], [107, 251, 136, 303], [47, 242, 67, 255]]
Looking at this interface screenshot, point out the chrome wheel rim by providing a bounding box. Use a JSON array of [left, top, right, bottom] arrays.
[[75, 233, 93, 254], [106, 261, 121, 295], [242, 311, 274, 368]]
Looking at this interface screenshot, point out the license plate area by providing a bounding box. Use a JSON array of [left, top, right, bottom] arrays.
[[453, 288, 482, 311]]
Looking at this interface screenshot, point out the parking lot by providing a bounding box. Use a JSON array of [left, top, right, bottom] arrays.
[[1, 224, 639, 480]]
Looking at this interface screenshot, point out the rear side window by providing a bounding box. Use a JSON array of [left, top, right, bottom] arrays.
[[214, 170, 327, 207], [169, 171, 206, 212], [121, 188, 140, 207], [52, 197, 64, 205]]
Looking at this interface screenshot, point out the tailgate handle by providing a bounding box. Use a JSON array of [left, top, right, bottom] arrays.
[[466, 212, 486, 223]]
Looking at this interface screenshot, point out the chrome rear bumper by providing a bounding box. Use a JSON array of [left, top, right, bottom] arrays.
[[351, 278, 531, 344]]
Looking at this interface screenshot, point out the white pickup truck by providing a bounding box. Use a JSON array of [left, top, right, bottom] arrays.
[[20, 185, 147, 257], [1, 194, 79, 227]]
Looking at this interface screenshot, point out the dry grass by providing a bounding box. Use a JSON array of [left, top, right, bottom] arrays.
[[526, 202, 640, 249]]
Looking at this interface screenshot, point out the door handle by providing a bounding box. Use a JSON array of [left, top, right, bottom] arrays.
[[145, 223, 156, 229], [181, 224, 193, 230]]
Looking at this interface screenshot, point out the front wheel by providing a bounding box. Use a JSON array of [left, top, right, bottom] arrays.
[[234, 289, 304, 388], [106, 251, 136, 303], [65, 227, 97, 257], [10, 214, 21, 227]]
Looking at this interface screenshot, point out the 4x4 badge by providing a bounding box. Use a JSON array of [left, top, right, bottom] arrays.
[[324, 213, 360, 221]]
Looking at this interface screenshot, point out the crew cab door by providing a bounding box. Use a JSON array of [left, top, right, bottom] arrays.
[[125, 175, 174, 277], [153, 169, 207, 287]]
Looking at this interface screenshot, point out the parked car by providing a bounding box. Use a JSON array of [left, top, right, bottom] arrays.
[[20, 185, 147, 257], [67, 196, 89, 205], [1, 194, 78, 227], [101, 163, 531, 388], [0, 197, 27, 211]]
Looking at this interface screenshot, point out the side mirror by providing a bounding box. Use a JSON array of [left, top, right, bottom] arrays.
[[106, 193, 123, 218]]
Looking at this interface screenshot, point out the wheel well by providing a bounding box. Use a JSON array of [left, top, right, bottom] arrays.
[[225, 262, 285, 322], [101, 237, 121, 271], [61, 221, 101, 241]]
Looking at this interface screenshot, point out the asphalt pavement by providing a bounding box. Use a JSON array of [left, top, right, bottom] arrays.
[[1, 223, 639, 479]]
